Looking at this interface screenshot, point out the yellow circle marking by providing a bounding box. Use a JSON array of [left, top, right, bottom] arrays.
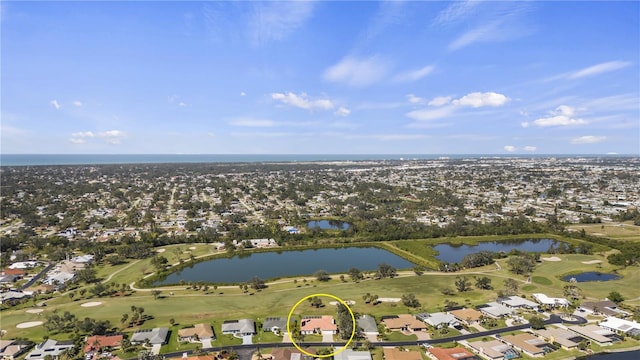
[[286, 293, 356, 358]]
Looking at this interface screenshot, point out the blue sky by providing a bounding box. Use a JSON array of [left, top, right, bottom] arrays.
[[2, 0, 639, 154]]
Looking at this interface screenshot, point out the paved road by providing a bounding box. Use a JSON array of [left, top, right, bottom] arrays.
[[151, 315, 586, 360]]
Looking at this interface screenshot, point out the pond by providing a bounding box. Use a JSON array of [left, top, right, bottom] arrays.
[[433, 238, 560, 263], [307, 220, 351, 230], [562, 272, 621, 282], [154, 247, 414, 285]]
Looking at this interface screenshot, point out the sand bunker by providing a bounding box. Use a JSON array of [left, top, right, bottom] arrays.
[[377, 298, 401, 302], [541, 256, 562, 262], [329, 300, 355, 305], [582, 260, 603, 264], [81, 301, 103, 307], [189, 246, 196, 250], [156, 249, 166, 253], [26, 309, 44, 314], [16, 321, 43, 329]]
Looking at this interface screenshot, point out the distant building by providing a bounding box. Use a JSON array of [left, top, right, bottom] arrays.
[[0, 340, 32, 360], [532, 293, 569, 308], [130, 328, 169, 345], [466, 339, 520, 360], [25, 339, 74, 360], [428, 346, 478, 360], [221, 319, 256, 336]]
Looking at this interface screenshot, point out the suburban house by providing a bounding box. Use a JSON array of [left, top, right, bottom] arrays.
[[466, 339, 520, 360], [535, 328, 585, 350], [178, 323, 215, 342], [598, 317, 640, 337], [0, 340, 31, 360], [478, 302, 514, 318], [449, 308, 483, 326], [270, 348, 316, 360], [418, 313, 459, 329], [497, 296, 538, 310], [300, 316, 337, 335], [130, 327, 169, 345], [580, 300, 629, 317], [356, 315, 378, 336], [383, 348, 422, 360], [0, 291, 30, 305], [428, 346, 478, 360], [25, 339, 75, 360], [333, 349, 372, 360], [84, 335, 123, 358], [221, 319, 256, 336], [381, 315, 427, 332], [568, 325, 617, 346], [262, 317, 291, 333], [500, 333, 554, 357], [532, 293, 569, 308]]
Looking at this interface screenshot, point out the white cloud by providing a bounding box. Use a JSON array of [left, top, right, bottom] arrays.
[[531, 105, 586, 127], [571, 135, 606, 144], [99, 130, 125, 138], [178, 102, 188, 107], [50, 100, 61, 110], [334, 107, 351, 117], [229, 117, 275, 127], [323, 55, 390, 87], [503, 145, 516, 152], [521, 122, 530, 128], [347, 134, 431, 141], [449, 22, 500, 51], [533, 116, 586, 127], [71, 131, 95, 138], [524, 146, 537, 152], [453, 92, 510, 107], [428, 96, 452, 107], [433, 0, 483, 26], [271, 92, 334, 110], [240, 92, 246, 96], [73, 100, 83, 107], [407, 94, 425, 104], [406, 106, 456, 121], [250, 1, 315, 44], [394, 65, 435, 82], [69, 138, 86, 144], [569, 61, 632, 79]]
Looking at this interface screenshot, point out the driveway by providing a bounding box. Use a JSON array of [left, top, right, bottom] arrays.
[[151, 344, 162, 355], [202, 339, 213, 349], [322, 333, 334, 342], [282, 333, 291, 343], [414, 332, 431, 341], [242, 335, 253, 345]]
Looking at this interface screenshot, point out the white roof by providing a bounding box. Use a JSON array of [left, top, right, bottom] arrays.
[[599, 317, 640, 333], [480, 302, 514, 317], [333, 349, 372, 360], [499, 296, 538, 308], [424, 312, 458, 327], [533, 293, 569, 306]]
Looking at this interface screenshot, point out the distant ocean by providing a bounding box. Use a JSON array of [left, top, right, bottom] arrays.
[[0, 153, 630, 166]]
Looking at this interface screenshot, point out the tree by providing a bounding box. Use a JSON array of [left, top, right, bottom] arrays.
[[503, 278, 519, 296], [401, 293, 420, 308], [507, 255, 536, 275], [336, 303, 354, 340], [475, 276, 492, 290], [529, 316, 545, 330], [169, 318, 175, 326], [76, 268, 98, 283], [248, 276, 267, 290], [348, 267, 363, 282], [120, 313, 129, 328], [455, 276, 472, 292], [314, 270, 331, 282], [151, 290, 161, 300], [150, 255, 168, 271], [376, 263, 397, 278], [310, 296, 323, 308], [608, 291, 624, 303]]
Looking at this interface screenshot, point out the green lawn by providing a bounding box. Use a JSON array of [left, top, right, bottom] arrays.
[[567, 221, 640, 241]]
